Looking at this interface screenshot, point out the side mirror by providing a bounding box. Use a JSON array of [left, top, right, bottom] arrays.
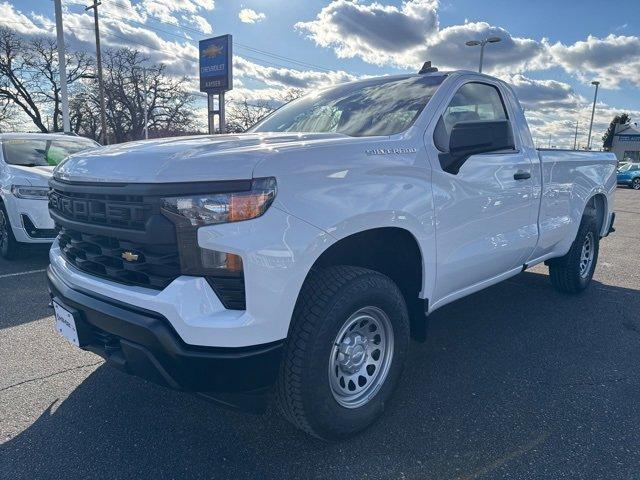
[[438, 120, 515, 174]]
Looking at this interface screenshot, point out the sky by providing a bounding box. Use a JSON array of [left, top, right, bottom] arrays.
[[3, 0, 640, 148]]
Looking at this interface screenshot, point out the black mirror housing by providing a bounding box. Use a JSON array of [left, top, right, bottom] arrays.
[[439, 120, 515, 174]]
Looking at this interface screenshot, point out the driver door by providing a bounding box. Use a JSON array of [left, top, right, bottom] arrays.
[[429, 81, 538, 302]]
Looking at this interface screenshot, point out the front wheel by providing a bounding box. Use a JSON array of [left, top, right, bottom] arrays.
[[0, 205, 22, 260], [632, 178, 640, 190], [276, 266, 410, 440], [548, 215, 599, 293]]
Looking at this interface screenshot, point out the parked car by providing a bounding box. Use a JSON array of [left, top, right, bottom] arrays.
[[617, 161, 630, 171], [617, 163, 640, 189], [0, 133, 99, 259], [47, 69, 616, 439]]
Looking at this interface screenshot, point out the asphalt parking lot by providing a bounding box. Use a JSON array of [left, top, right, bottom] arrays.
[[1, 188, 639, 480]]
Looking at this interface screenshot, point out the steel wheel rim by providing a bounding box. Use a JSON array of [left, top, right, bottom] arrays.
[[579, 231, 594, 278], [328, 306, 394, 409], [0, 209, 7, 252]]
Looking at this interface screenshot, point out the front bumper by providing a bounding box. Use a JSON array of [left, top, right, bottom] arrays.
[[5, 196, 56, 243], [49, 204, 330, 348], [48, 266, 283, 406]]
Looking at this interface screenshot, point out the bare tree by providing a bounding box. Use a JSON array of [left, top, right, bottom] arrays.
[[226, 99, 275, 132], [225, 88, 306, 133], [0, 28, 93, 132], [280, 88, 305, 104], [0, 99, 22, 132], [76, 48, 197, 143], [70, 94, 100, 138]]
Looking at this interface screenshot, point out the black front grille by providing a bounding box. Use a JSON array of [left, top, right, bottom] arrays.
[[50, 179, 247, 309], [49, 189, 150, 230], [58, 227, 181, 290]]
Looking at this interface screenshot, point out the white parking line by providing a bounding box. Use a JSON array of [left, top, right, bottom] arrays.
[[0, 269, 46, 279]]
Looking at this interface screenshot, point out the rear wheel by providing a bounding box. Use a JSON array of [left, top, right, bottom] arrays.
[[276, 266, 410, 440], [632, 178, 640, 190], [548, 214, 599, 293], [0, 205, 21, 260]]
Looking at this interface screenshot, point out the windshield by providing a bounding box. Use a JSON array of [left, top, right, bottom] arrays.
[[619, 163, 638, 172], [250, 75, 445, 137], [2, 137, 99, 167]]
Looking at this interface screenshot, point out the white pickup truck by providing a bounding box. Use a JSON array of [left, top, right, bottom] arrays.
[[47, 69, 616, 439]]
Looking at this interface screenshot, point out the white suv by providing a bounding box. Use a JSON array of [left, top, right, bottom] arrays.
[[0, 133, 99, 259]]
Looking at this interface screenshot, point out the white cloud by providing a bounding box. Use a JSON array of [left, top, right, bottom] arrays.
[[0, 1, 40, 34], [100, 0, 147, 24], [137, 0, 214, 31], [297, 0, 640, 91], [296, 0, 438, 66], [505, 74, 584, 110], [188, 14, 213, 34], [502, 75, 640, 149], [421, 22, 548, 73], [238, 8, 266, 24], [233, 56, 355, 89], [524, 100, 640, 150], [547, 34, 640, 88], [295, 0, 547, 73], [1, 0, 638, 146]]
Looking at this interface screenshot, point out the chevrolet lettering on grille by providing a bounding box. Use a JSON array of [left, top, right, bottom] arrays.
[[49, 190, 148, 230]]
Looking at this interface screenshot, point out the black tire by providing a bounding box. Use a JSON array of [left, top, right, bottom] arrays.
[[0, 204, 22, 260], [548, 214, 599, 293], [276, 265, 410, 440], [632, 178, 640, 190]]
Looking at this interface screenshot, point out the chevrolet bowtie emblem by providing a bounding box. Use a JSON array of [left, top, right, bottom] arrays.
[[121, 251, 139, 262]]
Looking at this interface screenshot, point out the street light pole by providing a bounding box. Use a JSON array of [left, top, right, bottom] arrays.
[[587, 80, 600, 151], [54, 0, 70, 133], [478, 42, 486, 73], [573, 120, 579, 150], [86, 0, 108, 145], [465, 36, 501, 73]]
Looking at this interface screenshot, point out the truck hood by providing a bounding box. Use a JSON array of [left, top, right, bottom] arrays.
[[8, 165, 54, 186], [53, 132, 350, 184]]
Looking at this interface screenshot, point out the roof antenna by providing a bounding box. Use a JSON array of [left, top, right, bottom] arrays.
[[419, 61, 438, 74]]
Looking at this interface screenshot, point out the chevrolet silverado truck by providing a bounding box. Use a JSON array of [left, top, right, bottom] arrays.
[[0, 133, 99, 259], [47, 69, 616, 440]]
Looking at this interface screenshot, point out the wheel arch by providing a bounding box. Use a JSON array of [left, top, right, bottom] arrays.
[[299, 226, 428, 341], [584, 192, 608, 236]]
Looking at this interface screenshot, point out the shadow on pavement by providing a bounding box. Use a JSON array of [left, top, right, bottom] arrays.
[[0, 247, 50, 276], [0, 269, 51, 330], [2, 271, 640, 479]]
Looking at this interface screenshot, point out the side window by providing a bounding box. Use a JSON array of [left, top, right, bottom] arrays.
[[623, 151, 640, 163], [434, 82, 510, 152]]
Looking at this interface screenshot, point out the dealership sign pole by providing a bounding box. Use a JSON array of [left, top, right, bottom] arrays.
[[199, 35, 233, 134], [54, 0, 70, 133]]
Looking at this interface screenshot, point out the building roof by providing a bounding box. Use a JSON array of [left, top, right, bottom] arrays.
[[614, 124, 640, 136]]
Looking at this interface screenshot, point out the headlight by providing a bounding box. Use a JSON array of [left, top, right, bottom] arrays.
[[161, 177, 277, 226], [159, 178, 277, 310], [11, 185, 50, 200]]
